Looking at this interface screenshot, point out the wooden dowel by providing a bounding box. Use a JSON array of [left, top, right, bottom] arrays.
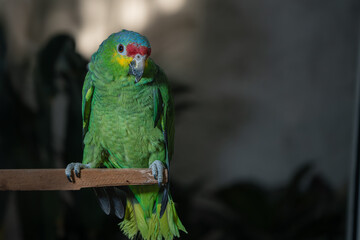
[[0, 169, 167, 191]]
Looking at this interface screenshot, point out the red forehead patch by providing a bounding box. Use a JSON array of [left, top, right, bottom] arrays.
[[126, 43, 151, 57]]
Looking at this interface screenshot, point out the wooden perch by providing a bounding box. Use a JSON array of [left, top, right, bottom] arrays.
[[0, 169, 167, 191]]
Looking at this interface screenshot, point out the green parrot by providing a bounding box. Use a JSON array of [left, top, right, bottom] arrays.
[[65, 30, 186, 240]]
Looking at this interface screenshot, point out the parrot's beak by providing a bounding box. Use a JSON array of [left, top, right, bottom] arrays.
[[129, 54, 147, 83]]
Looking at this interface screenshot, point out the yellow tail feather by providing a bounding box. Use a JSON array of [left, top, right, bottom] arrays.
[[119, 198, 187, 240]]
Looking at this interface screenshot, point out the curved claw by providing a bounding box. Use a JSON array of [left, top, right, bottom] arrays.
[[74, 164, 81, 177], [65, 163, 91, 182], [66, 174, 73, 183], [65, 163, 75, 182], [150, 160, 165, 186]]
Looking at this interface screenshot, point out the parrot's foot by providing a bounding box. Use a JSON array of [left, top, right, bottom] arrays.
[[65, 163, 91, 182], [150, 160, 166, 186]]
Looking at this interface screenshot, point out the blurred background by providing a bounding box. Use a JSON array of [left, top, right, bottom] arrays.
[[0, 0, 359, 239]]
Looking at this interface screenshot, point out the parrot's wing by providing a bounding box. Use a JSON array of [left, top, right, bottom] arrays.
[[82, 61, 114, 137], [82, 71, 94, 138], [153, 67, 175, 163], [153, 67, 175, 217]]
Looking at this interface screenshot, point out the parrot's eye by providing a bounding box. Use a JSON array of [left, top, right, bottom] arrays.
[[118, 44, 124, 53]]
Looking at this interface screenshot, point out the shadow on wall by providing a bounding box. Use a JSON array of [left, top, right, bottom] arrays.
[[174, 163, 347, 240]]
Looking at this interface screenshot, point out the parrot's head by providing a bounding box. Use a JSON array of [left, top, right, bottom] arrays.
[[94, 29, 152, 83]]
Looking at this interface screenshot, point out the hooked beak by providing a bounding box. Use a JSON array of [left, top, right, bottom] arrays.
[[129, 54, 147, 83]]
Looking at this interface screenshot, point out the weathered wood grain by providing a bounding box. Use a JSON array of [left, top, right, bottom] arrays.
[[0, 169, 167, 191]]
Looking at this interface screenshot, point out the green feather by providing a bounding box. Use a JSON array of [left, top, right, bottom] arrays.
[[153, 87, 163, 128], [81, 73, 94, 137]]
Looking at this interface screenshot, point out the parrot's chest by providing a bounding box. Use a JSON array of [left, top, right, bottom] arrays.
[[93, 86, 153, 124], [91, 86, 161, 153]]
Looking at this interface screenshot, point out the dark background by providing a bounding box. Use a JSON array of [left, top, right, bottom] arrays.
[[0, 0, 359, 239]]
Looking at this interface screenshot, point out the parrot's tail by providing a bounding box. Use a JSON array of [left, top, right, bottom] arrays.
[[119, 186, 187, 240]]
